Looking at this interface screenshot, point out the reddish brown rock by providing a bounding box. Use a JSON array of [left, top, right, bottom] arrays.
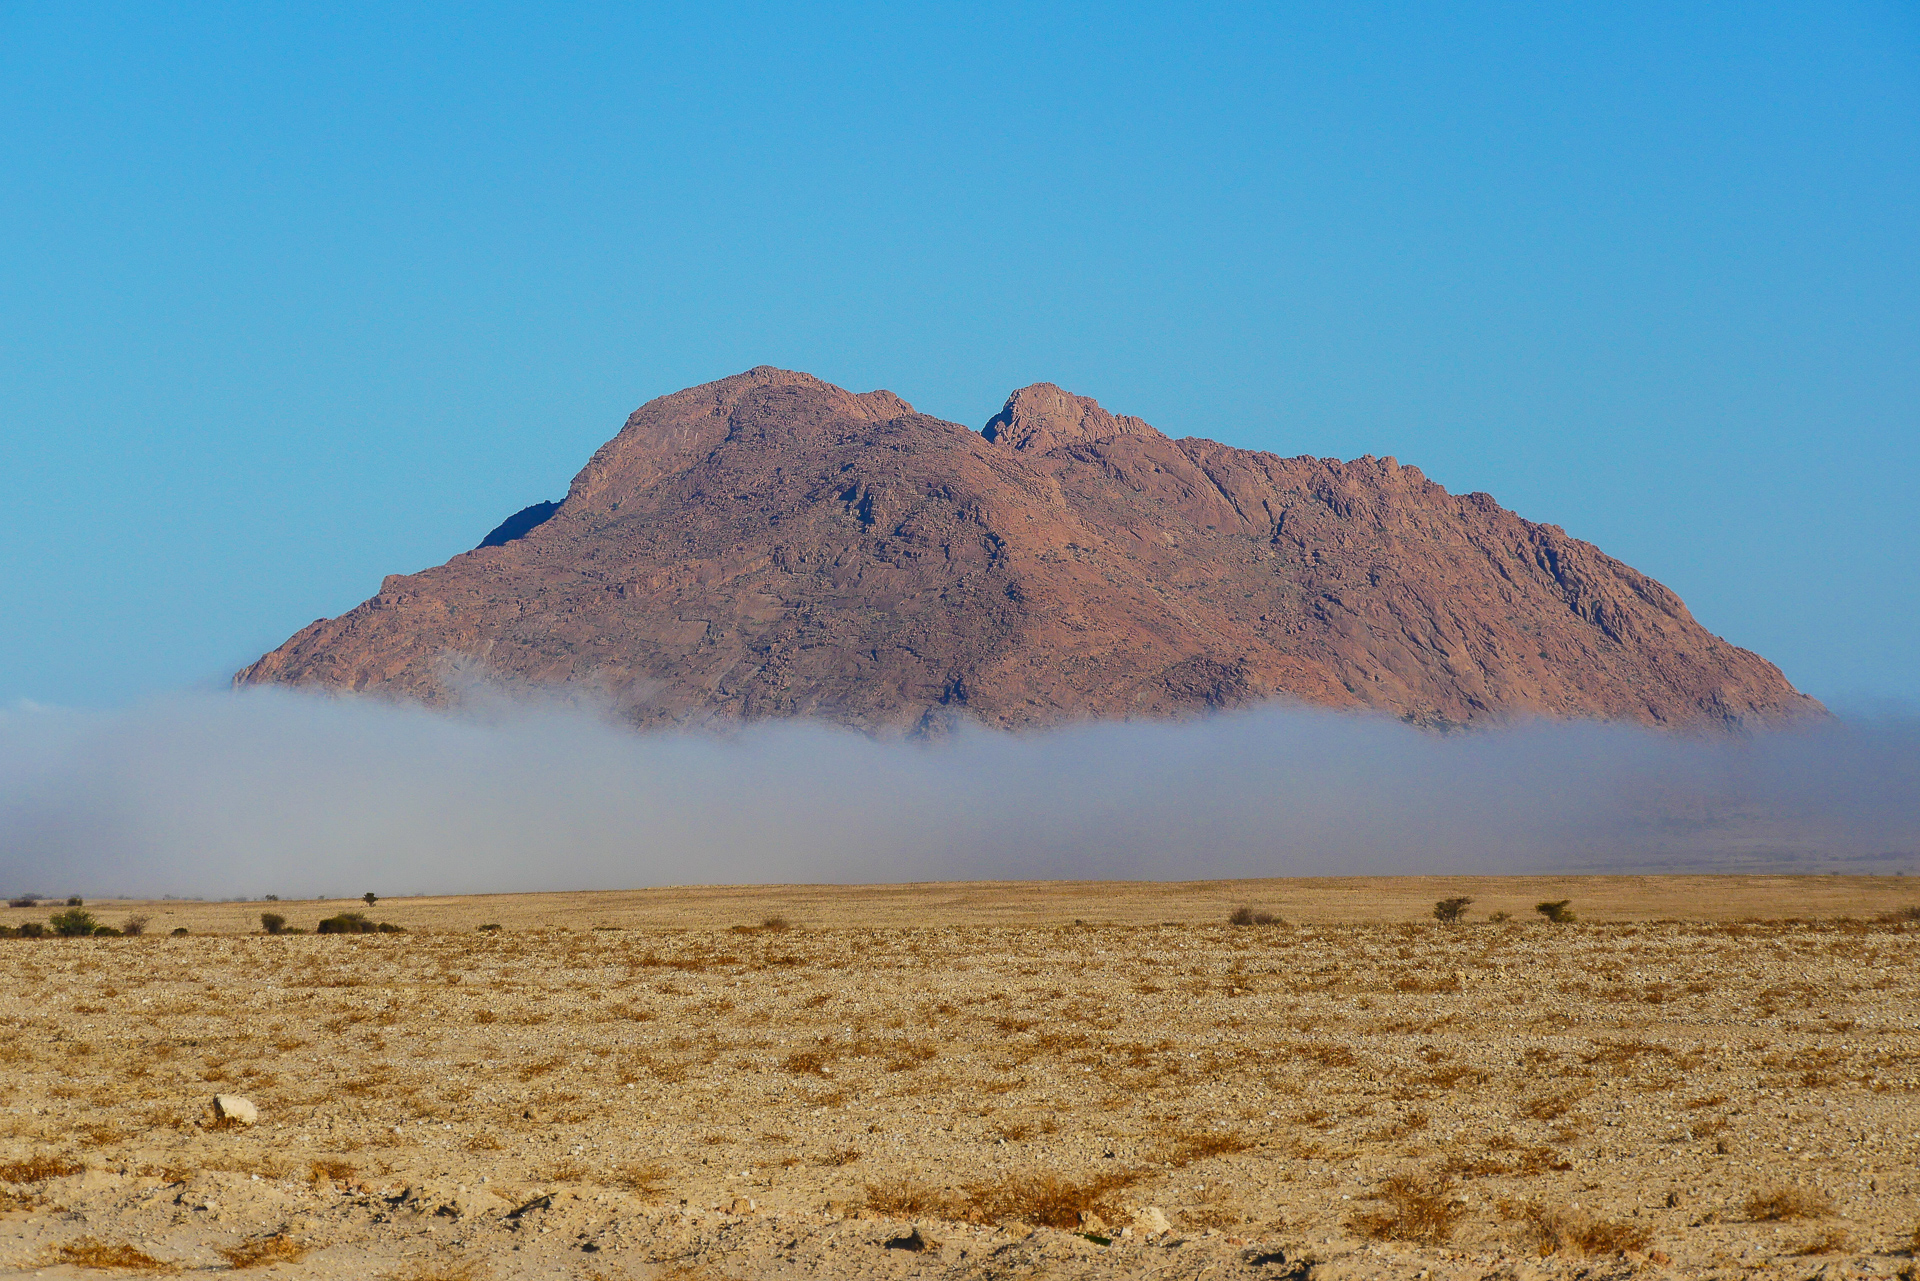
[[237, 367, 1820, 732]]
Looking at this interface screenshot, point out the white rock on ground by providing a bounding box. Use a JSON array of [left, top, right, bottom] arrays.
[[211, 1094, 258, 1124]]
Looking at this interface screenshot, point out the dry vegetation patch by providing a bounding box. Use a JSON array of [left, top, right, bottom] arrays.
[[0, 885, 1915, 1276]]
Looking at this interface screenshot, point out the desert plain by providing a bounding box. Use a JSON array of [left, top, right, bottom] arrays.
[[0, 875, 1916, 1280]]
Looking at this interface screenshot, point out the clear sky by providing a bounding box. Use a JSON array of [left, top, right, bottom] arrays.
[[3, 2, 1915, 709]]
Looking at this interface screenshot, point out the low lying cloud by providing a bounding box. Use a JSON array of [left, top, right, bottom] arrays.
[[1, 690, 1915, 899]]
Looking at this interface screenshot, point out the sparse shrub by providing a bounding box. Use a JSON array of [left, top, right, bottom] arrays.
[[1511, 1201, 1652, 1256], [120, 915, 149, 936], [0, 1153, 84, 1182], [761, 914, 791, 932], [1347, 1172, 1463, 1244], [1535, 900, 1576, 924], [1433, 896, 1473, 923], [478, 923, 502, 932], [964, 1170, 1138, 1228], [260, 913, 287, 935], [308, 1159, 355, 1187], [1227, 905, 1282, 926], [317, 912, 382, 934], [613, 1161, 670, 1195], [51, 1237, 169, 1271], [1489, 910, 1512, 922], [1744, 1185, 1833, 1221], [48, 907, 99, 937], [217, 1234, 305, 1268], [1878, 906, 1920, 923], [862, 1177, 946, 1218], [1793, 1227, 1853, 1255]]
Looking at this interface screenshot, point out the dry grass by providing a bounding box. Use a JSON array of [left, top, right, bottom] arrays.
[[217, 1234, 307, 1268], [1346, 1172, 1462, 1244], [384, 1261, 484, 1281], [1744, 1185, 1834, 1221], [1510, 1202, 1653, 1256], [52, 1237, 174, 1270], [862, 1177, 947, 1218], [0, 1153, 83, 1182], [962, 1170, 1140, 1229], [1793, 1227, 1854, 1256], [613, 1161, 671, 1196]]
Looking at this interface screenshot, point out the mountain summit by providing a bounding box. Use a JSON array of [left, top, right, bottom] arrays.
[[238, 367, 1819, 732]]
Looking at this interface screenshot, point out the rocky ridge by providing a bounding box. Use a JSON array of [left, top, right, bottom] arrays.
[[237, 367, 1819, 732]]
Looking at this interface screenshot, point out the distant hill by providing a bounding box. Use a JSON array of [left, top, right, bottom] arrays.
[[238, 367, 1820, 733]]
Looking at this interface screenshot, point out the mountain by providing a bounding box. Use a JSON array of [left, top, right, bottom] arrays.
[[237, 367, 1820, 732]]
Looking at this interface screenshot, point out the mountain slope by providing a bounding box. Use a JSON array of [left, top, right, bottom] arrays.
[[237, 367, 1820, 732]]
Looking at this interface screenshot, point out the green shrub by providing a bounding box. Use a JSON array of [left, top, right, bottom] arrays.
[[13, 922, 46, 938], [1432, 896, 1473, 923], [48, 907, 100, 937], [1535, 900, 1576, 924]]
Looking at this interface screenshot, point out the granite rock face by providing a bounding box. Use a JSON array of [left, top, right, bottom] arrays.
[[237, 367, 1820, 732]]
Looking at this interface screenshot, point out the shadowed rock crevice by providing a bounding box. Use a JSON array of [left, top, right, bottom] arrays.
[[477, 500, 561, 549]]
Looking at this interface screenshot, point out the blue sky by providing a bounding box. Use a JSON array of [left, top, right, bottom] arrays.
[[3, 2, 1916, 709]]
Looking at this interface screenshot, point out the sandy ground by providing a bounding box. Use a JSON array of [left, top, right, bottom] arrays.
[[0, 876, 1916, 1280]]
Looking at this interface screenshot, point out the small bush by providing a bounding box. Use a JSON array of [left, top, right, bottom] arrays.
[[13, 921, 47, 939], [66, 896, 83, 906], [264, 894, 279, 901], [260, 912, 287, 935], [1433, 896, 1473, 923], [1744, 1185, 1833, 1221], [862, 1177, 946, 1218], [48, 907, 100, 937], [1489, 910, 1512, 922], [1535, 900, 1576, 924], [478, 923, 503, 932], [1227, 905, 1283, 926], [1512, 1202, 1652, 1256], [7, 895, 36, 908], [1878, 906, 1920, 923], [120, 915, 149, 936], [1347, 1172, 1463, 1244], [92, 925, 122, 936], [317, 912, 375, 934], [169, 926, 189, 936]]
